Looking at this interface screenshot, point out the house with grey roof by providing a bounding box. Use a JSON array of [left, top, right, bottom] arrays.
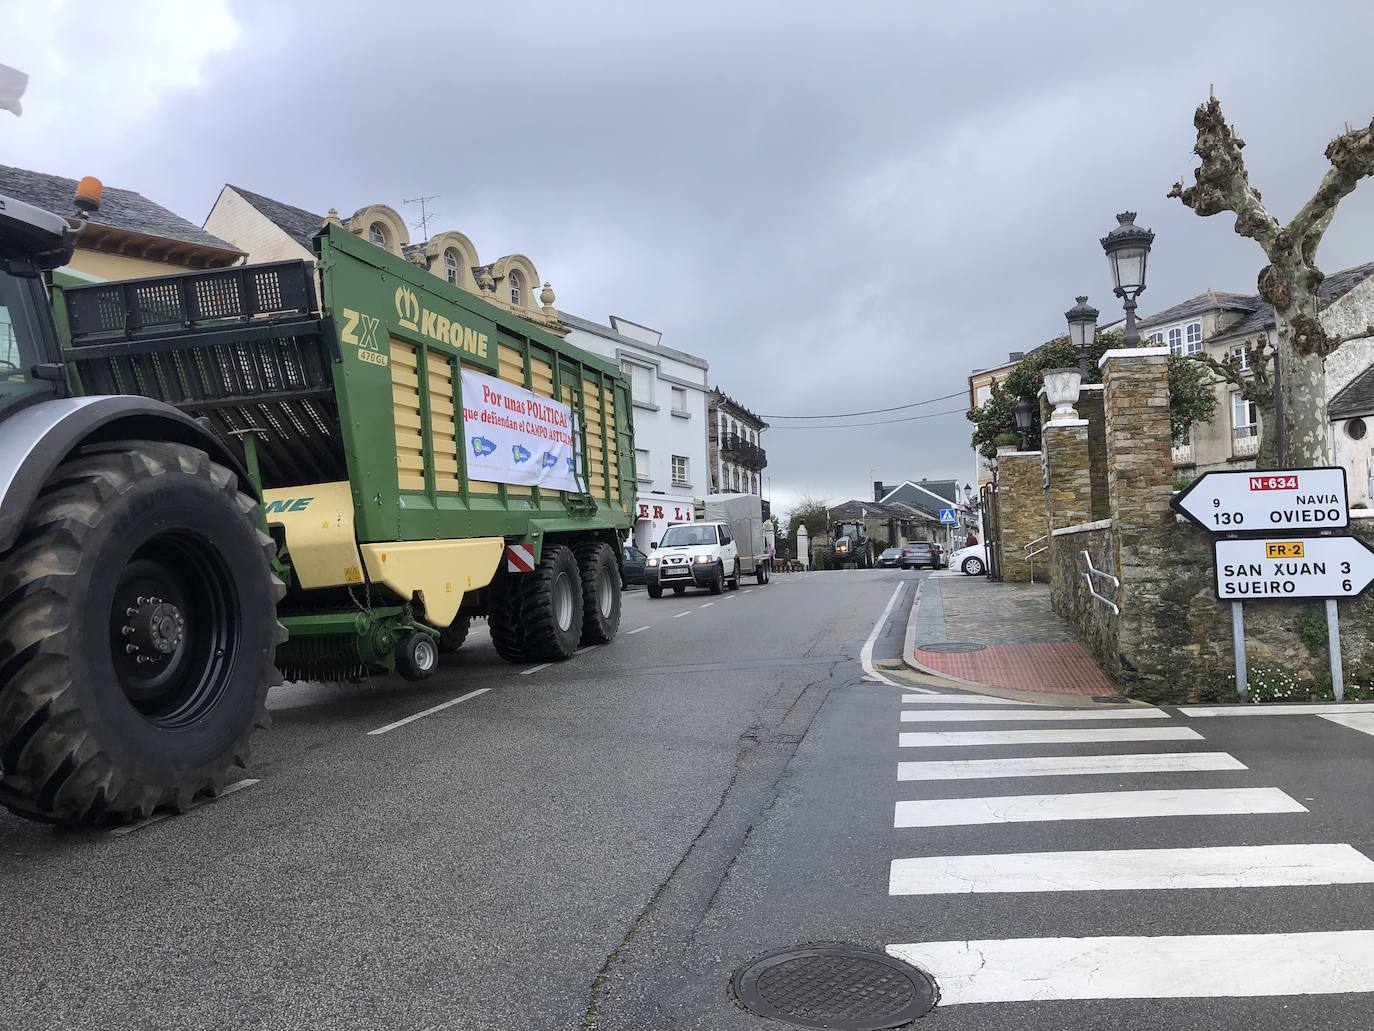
[[0, 163, 242, 279], [203, 185, 567, 334], [873, 479, 974, 548], [1138, 263, 1374, 486]]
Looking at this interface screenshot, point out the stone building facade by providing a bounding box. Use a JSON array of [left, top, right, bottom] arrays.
[[708, 389, 767, 496]]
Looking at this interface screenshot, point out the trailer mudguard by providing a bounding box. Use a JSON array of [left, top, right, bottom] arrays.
[[0, 394, 252, 553]]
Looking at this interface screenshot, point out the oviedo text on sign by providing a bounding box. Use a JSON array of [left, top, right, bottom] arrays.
[[1213, 536, 1374, 601], [1172, 467, 1349, 533]]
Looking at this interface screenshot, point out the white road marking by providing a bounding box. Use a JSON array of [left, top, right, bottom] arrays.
[[1321, 712, 1374, 737], [519, 663, 553, 676], [888, 843, 1374, 896], [724, 595, 737, 601], [743, 588, 755, 594], [627, 625, 651, 635], [367, 688, 491, 735], [902, 694, 1034, 705], [674, 611, 692, 618], [897, 751, 1247, 781], [1180, 702, 1374, 717], [699, 602, 714, 608], [862, 583, 925, 691], [899, 727, 1203, 748], [900, 707, 1167, 723], [110, 779, 259, 836], [888, 931, 1374, 1004], [894, 786, 1304, 828]]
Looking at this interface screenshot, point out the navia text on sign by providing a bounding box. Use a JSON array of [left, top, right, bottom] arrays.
[[1171, 466, 1348, 533]]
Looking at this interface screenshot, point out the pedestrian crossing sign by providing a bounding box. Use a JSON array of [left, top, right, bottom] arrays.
[[939, 508, 957, 524]]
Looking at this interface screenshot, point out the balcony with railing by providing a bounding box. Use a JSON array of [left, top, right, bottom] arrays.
[[1232, 426, 1260, 459], [721, 432, 768, 471]]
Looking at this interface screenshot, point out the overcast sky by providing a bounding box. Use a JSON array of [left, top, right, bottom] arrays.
[[6, 0, 1374, 521]]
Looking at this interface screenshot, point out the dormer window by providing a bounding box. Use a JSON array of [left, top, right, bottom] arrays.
[[444, 248, 460, 285], [509, 269, 524, 306], [369, 223, 388, 250]]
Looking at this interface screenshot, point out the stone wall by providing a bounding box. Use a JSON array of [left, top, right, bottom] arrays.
[[995, 448, 1048, 582], [1078, 385, 1111, 521], [1049, 522, 1118, 673]]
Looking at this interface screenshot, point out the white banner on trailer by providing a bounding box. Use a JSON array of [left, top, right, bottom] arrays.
[[460, 368, 581, 492]]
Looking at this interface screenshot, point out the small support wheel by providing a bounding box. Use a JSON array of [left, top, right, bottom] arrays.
[[396, 632, 438, 681]]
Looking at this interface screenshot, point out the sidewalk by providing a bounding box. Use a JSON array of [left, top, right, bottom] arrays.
[[907, 574, 1117, 696]]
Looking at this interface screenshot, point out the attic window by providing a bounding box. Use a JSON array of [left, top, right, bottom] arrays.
[[444, 248, 460, 284], [509, 269, 523, 306], [1348, 418, 1367, 441], [369, 222, 388, 249]]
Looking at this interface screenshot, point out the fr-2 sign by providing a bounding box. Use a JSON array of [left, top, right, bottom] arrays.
[[1213, 535, 1374, 600], [1172, 467, 1348, 533]]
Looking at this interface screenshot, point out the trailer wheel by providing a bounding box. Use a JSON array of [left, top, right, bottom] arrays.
[[575, 542, 621, 646], [488, 544, 583, 663], [437, 615, 471, 654], [0, 441, 282, 827], [756, 560, 770, 586], [396, 632, 438, 681], [727, 560, 741, 591]]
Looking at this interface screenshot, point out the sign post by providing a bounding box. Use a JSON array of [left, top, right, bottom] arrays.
[[1174, 467, 1359, 703]]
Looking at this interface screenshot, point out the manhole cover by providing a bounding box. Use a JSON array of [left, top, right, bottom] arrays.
[[732, 944, 936, 1029], [919, 642, 986, 653]]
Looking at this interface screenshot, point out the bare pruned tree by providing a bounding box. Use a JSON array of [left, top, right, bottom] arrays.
[[1190, 335, 1276, 463], [1169, 95, 1374, 466]]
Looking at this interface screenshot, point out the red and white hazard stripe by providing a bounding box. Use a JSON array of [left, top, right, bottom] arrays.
[[506, 544, 536, 573]]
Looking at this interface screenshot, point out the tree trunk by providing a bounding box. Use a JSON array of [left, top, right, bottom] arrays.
[[1275, 296, 1332, 467], [1256, 394, 1280, 470]]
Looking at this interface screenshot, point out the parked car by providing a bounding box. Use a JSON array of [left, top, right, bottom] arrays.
[[900, 541, 939, 569], [950, 543, 988, 576], [876, 547, 903, 568], [622, 545, 648, 587]]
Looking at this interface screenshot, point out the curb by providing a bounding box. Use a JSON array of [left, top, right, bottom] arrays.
[[901, 576, 1128, 708]]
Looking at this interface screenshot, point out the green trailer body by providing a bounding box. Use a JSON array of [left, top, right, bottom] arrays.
[[53, 224, 637, 679]]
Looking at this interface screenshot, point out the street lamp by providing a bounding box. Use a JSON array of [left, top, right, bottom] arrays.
[[1100, 211, 1154, 346], [1065, 295, 1099, 378], [1013, 396, 1035, 450]]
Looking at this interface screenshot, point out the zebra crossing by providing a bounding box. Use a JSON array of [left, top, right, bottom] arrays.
[[883, 692, 1374, 1009]]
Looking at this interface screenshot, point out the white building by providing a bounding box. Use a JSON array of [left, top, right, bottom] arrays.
[[559, 312, 710, 550]]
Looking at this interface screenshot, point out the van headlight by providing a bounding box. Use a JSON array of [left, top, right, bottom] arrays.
[[646, 557, 658, 567], [695, 554, 711, 564]]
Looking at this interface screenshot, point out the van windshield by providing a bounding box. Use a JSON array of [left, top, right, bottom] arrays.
[[660, 525, 715, 547], [0, 271, 50, 410]]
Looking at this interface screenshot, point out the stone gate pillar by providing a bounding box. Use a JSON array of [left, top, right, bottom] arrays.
[[995, 447, 1048, 582], [1101, 346, 1174, 671]]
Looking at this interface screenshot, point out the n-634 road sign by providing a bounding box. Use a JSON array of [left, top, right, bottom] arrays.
[[1173, 467, 1348, 533], [1213, 535, 1374, 601]]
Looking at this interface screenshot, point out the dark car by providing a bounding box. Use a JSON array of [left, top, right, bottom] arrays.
[[622, 545, 648, 587], [876, 547, 903, 568], [900, 541, 939, 569]]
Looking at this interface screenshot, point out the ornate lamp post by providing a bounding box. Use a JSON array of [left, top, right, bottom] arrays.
[[1013, 397, 1035, 450], [1100, 212, 1154, 346], [1064, 295, 1099, 378]]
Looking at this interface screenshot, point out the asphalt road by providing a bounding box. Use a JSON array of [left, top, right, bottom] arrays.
[[6, 567, 1374, 1030]]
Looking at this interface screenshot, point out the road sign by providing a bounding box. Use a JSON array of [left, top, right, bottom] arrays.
[[1173, 467, 1348, 533], [1213, 535, 1374, 601], [938, 507, 958, 525]]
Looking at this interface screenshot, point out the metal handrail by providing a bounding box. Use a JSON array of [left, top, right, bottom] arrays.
[[1024, 533, 1049, 582], [1080, 550, 1120, 615]]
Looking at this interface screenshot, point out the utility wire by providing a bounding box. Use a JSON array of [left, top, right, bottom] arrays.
[[766, 407, 968, 430], [762, 389, 965, 419]]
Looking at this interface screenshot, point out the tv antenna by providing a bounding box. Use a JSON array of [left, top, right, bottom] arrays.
[[405, 194, 442, 244]]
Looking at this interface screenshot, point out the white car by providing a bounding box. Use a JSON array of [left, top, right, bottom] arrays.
[[645, 520, 742, 597], [950, 543, 987, 576]]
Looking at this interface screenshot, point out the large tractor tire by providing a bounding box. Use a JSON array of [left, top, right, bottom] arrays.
[[0, 441, 283, 827], [575, 541, 621, 646], [488, 544, 583, 663]]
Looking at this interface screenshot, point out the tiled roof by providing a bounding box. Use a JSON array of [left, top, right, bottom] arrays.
[[709, 388, 768, 429], [879, 479, 963, 517], [0, 163, 238, 252], [1329, 364, 1374, 420], [1210, 263, 1374, 343], [226, 184, 326, 248], [1137, 290, 1261, 331]]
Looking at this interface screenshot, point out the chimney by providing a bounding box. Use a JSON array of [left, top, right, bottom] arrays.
[[873, 481, 885, 503]]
